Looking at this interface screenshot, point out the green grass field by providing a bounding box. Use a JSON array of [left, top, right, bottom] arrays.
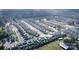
[[35, 40, 63, 50]]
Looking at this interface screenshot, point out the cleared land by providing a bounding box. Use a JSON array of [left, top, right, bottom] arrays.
[[35, 40, 63, 50]]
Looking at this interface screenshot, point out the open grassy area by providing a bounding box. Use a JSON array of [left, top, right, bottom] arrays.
[[0, 27, 4, 33], [35, 40, 63, 50]]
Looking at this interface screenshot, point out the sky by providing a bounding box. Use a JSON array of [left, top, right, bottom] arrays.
[[0, 9, 79, 17]]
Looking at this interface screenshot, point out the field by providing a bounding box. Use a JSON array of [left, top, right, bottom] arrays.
[[36, 40, 63, 50]]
